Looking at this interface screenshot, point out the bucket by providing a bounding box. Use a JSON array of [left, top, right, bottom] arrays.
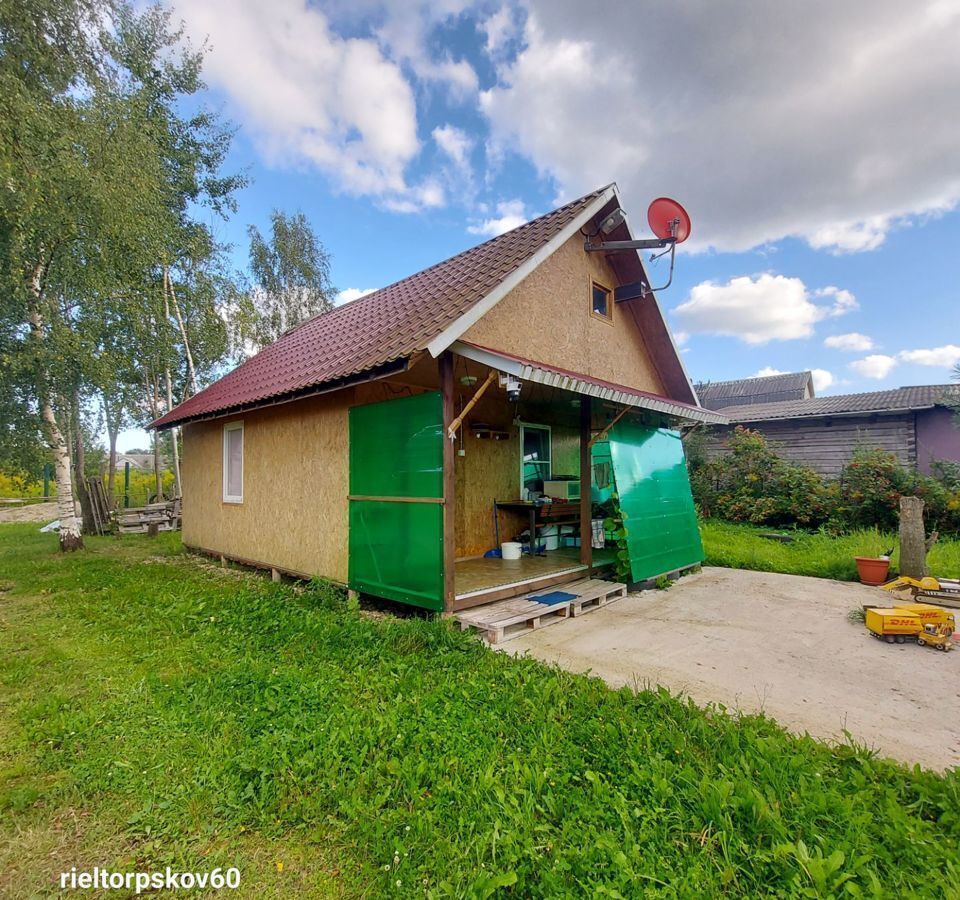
[[501, 542, 523, 560], [854, 556, 890, 586], [540, 525, 560, 552]]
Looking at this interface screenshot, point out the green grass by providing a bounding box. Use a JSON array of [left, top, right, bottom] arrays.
[[701, 519, 960, 582], [1, 525, 958, 897]]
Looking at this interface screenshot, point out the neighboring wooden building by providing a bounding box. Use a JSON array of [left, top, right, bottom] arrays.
[[152, 185, 723, 613], [702, 376, 960, 477], [697, 371, 814, 410]]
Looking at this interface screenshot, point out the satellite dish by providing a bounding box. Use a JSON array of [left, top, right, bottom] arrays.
[[647, 197, 691, 244]]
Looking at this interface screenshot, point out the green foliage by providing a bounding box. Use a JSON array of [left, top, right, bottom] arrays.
[[690, 428, 960, 536], [701, 519, 960, 581], [234, 209, 337, 353], [689, 427, 835, 528], [1, 527, 958, 895]]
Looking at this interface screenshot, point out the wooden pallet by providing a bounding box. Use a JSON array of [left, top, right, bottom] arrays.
[[455, 578, 627, 644]]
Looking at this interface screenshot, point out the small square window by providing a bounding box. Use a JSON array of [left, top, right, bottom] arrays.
[[223, 422, 244, 503], [591, 282, 611, 320]]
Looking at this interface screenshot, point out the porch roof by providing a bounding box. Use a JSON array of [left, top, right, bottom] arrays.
[[452, 342, 728, 425]]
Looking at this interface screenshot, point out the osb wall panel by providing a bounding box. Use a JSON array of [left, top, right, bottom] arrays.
[[448, 361, 586, 558], [180, 357, 443, 580], [181, 390, 353, 582], [462, 234, 666, 395]]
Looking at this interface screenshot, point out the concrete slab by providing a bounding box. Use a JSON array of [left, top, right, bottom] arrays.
[[506, 566, 960, 771]]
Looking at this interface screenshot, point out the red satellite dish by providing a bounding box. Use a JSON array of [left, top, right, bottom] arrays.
[[647, 197, 691, 243]]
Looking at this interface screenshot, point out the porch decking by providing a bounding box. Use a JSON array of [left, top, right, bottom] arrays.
[[454, 547, 615, 609]]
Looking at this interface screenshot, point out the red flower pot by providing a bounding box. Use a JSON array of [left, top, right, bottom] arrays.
[[854, 556, 890, 586]]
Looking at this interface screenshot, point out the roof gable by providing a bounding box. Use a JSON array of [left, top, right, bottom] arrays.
[[697, 371, 813, 410], [153, 183, 699, 429]]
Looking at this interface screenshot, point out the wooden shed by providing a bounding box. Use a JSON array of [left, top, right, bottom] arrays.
[[152, 185, 724, 613], [701, 377, 960, 477]]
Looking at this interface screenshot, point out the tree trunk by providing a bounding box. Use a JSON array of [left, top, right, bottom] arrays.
[[102, 391, 119, 510], [70, 392, 95, 534], [28, 255, 82, 551], [165, 266, 198, 397], [899, 496, 927, 579], [164, 368, 182, 497], [42, 399, 83, 551]]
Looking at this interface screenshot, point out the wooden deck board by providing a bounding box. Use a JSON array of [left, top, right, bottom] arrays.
[[456, 578, 627, 643]]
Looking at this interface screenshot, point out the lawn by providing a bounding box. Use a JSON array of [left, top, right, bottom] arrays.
[[701, 519, 960, 582], [1, 525, 958, 897]]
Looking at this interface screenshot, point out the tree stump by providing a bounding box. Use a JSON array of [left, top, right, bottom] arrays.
[[899, 496, 927, 579]]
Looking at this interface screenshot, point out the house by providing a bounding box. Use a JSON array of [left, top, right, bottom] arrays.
[[151, 185, 724, 613], [697, 371, 815, 410], [701, 373, 960, 477]]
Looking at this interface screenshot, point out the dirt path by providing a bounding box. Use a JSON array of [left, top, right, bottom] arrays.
[[0, 502, 58, 525], [507, 567, 959, 771]]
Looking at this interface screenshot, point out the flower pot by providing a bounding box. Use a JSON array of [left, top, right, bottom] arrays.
[[854, 556, 890, 586]]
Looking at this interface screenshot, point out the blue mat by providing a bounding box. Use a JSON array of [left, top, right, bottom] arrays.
[[527, 590, 578, 606]]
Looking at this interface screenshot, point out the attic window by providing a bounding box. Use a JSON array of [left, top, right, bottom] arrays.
[[591, 282, 612, 321]]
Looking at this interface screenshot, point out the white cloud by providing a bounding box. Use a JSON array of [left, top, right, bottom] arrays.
[[432, 124, 474, 173], [467, 199, 528, 237], [370, 2, 479, 101], [673, 274, 856, 344], [897, 344, 960, 367], [336, 287, 377, 306], [673, 330, 690, 348], [176, 0, 445, 210], [480, 5, 519, 57], [850, 354, 898, 379], [824, 332, 875, 351], [481, 2, 960, 252], [811, 368, 835, 392], [753, 367, 787, 378], [815, 286, 859, 317]]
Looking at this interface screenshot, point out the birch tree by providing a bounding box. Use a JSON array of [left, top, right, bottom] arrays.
[[0, 0, 240, 549]]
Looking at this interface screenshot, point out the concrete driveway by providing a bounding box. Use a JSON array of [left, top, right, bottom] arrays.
[[507, 567, 960, 771]]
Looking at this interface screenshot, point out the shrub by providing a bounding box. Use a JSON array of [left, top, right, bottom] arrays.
[[688, 427, 835, 528], [833, 447, 911, 532], [689, 430, 960, 536]]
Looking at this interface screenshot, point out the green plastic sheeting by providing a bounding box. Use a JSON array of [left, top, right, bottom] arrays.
[[348, 391, 444, 610], [608, 421, 703, 582]]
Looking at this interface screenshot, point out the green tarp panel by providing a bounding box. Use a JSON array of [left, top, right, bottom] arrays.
[[608, 421, 703, 582], [348, 391, 445, 610]]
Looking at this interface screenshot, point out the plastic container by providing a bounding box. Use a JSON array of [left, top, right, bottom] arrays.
[[540, 525, 560, 551], [855, 556, 890, 586], [501, 542, 523, 560]]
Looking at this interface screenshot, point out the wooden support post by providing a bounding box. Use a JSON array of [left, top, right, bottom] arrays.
[[580, 395, 593, 571], [440, 351, 457, 614], [271, 567, 281, 583]]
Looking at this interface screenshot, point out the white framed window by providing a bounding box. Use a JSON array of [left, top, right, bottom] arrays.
[[519, 423, 551, 495], [222, 422, 244, 504]]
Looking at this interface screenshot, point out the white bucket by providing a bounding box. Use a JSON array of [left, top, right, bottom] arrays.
[[501, 541, 523, 560]]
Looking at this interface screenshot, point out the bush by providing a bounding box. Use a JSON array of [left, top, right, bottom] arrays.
[[688, 427, 835, 528], [688, 429, 960, 536], [832, 447, 910, 532]]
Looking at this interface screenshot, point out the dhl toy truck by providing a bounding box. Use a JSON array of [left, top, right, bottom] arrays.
[[892, 602, 955, 632], [865, 608, 922, 643]]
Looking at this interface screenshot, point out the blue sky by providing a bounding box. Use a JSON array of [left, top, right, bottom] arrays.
[[123, 0, 960, 448]]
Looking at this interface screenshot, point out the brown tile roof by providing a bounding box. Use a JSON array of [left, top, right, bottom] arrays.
[[152, 186, 611, 429], [720, 384, 960, 422], [696, 371, 813, 409]]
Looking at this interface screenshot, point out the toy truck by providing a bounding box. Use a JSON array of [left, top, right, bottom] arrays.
[[865, 608, 922, 643], [916, 622, 954, 652], [892, 602, 955, 632]]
